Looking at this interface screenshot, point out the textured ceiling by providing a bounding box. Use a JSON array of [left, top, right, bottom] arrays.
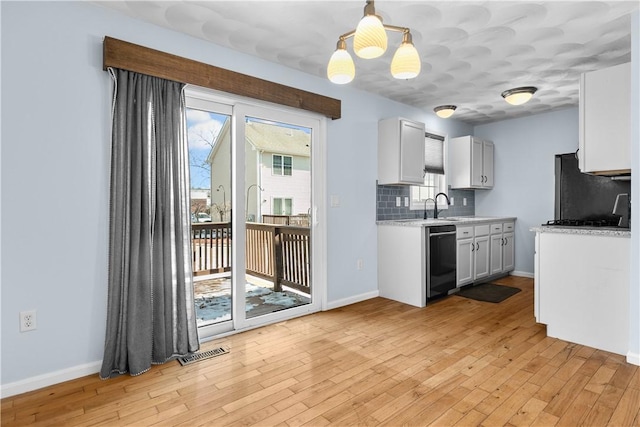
[[96, 1, 639, 125]]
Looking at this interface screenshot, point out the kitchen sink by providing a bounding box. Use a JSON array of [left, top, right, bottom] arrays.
[[392, 218, 461, 224]]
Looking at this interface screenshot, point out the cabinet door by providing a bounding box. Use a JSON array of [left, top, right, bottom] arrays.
[[482, 141, 494, 188], [474, 236, 490, 280], [456, 238, 474, 286], [400, 119, 426, 183], [502, 232, 515, 272], [470, 138, 484, 187], [579, 63, 630, 174], [490, 234, 503, 275]]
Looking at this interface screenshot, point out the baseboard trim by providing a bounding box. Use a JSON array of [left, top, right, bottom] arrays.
[[325, 290, 379, 310], [511, 270, 534, 279], [1, 361, 101, 398], [627, 351, 640, 366]]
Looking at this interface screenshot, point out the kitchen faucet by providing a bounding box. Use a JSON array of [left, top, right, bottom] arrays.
[[433, 192, 450, 219], [423, 198, 435, 219]]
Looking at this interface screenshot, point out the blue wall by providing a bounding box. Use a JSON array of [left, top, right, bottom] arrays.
[[0, 1, 472, 389], [474, 108, 579, 275]]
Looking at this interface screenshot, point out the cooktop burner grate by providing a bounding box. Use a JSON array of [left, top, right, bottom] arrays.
[[543, 219, 620, 227]]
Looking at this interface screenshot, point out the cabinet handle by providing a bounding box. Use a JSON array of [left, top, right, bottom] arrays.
[[501, 238, 505, 246], [471, 243, 475, 252], [476, 243, 480, 251], [504, 237, 508, 245]]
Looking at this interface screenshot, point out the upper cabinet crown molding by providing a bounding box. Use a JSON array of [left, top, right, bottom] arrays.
[[578, 62, 631, 176]]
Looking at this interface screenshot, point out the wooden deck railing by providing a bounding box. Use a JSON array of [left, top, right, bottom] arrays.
[[263, 214, 310, 227], [191, 222, 310, 296], [191, 222, 231, 276]]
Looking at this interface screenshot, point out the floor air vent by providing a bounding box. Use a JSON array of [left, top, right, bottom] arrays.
[[177, 347, 229, 366]]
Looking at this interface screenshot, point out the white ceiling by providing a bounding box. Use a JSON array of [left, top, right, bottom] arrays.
[[97, 1, 639, 125]]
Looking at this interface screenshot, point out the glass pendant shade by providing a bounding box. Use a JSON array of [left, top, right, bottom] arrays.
[[434, 105, 457, 118], [502, 87, 537, 105], [327, 47, 355, 84], [391, 40, 421, 79], [353, 15, 387, 59]]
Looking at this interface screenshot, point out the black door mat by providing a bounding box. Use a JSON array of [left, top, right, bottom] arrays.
[[177, 347, 229, 366], [456, 283, 521, 303]]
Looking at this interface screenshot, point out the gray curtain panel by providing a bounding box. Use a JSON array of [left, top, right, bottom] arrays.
[[101, 68, 199, 379]]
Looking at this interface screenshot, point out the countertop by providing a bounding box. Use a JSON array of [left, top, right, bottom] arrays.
[[377, 216, 517, 227], [530, 225, 631, 238]]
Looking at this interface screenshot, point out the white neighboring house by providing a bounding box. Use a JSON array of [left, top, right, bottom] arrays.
[[207, 119, 311, 222]]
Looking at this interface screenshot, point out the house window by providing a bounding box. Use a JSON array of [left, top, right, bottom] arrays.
[[273, 154, 292, 176], [273, 197, 293, 215], [410, 131, 447, 211]]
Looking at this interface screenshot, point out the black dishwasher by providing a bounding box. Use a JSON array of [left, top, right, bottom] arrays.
[[426, 225, 457, 301]]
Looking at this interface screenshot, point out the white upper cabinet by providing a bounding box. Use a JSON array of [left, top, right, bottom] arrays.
[[578, 62, 630, 175], [449, 136, 494, 189], [378, 117, 426, 185]]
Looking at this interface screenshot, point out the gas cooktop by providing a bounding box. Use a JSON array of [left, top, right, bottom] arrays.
[[543, 219, 621, 228]]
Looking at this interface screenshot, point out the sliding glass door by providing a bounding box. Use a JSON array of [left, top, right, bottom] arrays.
[[242, 115, 312, 321], [186, 97, 234, 337], [186, 89, 323, 338]]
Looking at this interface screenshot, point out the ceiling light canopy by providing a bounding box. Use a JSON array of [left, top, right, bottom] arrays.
[[434, 105, 457, 119], [327, 0, 421, 84], [502, 86, 538, 105]]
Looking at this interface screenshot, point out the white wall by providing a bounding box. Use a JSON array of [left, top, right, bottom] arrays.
[[629, 10, 639, 365], [473, 108, 579, 275], [0, 1, 472, 392]]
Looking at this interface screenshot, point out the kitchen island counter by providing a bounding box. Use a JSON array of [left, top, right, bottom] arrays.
[[533, 228, 630, 357], [530, 225, 630, 238]]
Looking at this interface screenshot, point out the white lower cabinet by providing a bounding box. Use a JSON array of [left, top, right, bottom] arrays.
[[456, 224, 490, 287], [502, 231, 514, 271], [456, 235, 474, 286], [490, 222, 515, 274], [458, 221, 514, 287]]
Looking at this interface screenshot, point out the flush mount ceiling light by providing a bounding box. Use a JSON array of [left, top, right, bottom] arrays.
[[434, 105, 457, 119], [327, 0, 421, 84], [501, 86, 538, 106]]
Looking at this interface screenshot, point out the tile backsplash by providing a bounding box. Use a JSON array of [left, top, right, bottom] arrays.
[[376, 184, 475, 221]]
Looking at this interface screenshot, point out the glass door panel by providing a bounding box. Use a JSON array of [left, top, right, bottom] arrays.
[[244, 116, 312, 320], [185, 101, 233, 333]]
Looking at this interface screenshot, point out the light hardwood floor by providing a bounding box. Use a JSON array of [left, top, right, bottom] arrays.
[[2, 276, 639, 426]]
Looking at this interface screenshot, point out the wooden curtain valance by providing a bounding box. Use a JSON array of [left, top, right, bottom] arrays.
[[103, 36, 341, 120]]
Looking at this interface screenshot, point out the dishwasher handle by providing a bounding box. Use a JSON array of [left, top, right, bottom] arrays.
[[429, 231, 457, 236]]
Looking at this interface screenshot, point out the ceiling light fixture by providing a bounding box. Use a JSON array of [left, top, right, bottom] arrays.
[[501, 86, 538, 106], [434, 105, 457, 119], [327, 0, 421, 84]]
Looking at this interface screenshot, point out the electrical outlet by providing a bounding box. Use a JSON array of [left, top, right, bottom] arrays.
[[20, 310, 37, 332], [404, 196, 409, 207], [356, 259, 364, 270], [395, 196, 401, 207], [450, 197, 455, 206], [463, 197, 467, 206]]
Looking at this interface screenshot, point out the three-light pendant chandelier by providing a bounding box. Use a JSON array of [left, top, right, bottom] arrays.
[[327, 0, 421, 84]]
